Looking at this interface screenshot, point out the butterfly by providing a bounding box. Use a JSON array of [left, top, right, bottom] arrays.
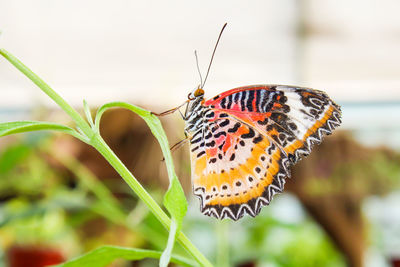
[[154, 24, 341, 220], [184, 84, 341, 220]]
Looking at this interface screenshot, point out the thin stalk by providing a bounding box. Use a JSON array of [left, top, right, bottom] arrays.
[[216, 220, 230, 267]]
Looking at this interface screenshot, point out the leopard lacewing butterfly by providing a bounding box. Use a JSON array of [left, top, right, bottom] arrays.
[[160, 24, 342, 220]]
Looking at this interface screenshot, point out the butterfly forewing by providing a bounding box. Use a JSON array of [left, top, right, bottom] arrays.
[[188, 84, 341, 220], [205, 85, 342, 163]]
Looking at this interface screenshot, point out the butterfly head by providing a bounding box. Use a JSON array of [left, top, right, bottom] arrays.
[[188, 86, 205, 100]]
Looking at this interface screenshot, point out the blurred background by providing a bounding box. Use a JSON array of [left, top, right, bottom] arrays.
[[1, 0, 400, 266]]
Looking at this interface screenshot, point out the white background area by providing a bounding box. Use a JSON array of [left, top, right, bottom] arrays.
[[1, 0, 399, 108], [2, 0, 400, 147]]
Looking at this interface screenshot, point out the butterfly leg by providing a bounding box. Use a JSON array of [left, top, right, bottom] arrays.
[[170, 135, 191, 152], [151, 100, 189, 117], [160, 135, 191, 161]]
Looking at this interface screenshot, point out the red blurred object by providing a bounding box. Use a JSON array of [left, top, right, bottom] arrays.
[[7, 245, 64, 267], [236, 261, 256, 267], [392, 257, 400, 267]]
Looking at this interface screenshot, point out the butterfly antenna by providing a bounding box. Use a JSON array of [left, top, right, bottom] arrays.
[[202, 23, 227, 89], [194, 50, 203, 87]]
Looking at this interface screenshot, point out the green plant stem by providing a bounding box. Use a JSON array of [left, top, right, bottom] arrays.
[[0, 48, 212, 267], [0, 49, 92, 136], [90, 135, 212, 267], [216, 220, 229, 267]]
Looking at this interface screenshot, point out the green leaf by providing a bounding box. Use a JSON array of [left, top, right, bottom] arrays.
[[144, 112, 187, 267], [0, 121, 87, 142], [160, 177, 187, 266], [83, 99, 94, 127], [95, 102, 188, 267], [56, 245, 197, 267]]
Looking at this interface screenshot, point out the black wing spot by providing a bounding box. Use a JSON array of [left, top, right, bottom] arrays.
[[257, 118, 268, 125], [230, 153, 236, 161], [228, 122, 241, 133], [218, 142, 225, 150], [278, 133, 287, 142], [288, 122, 297, 131], [267, 144, 276, 154], [282, 104, 290, 113], [206, 140, 216, 147], [220, 97, 227, 108], [253, 135, 263, 144], [205, 112, 215, 118], [240, 92, 246, 111], [214, 132, 226, 138], [255, 90, 261, 112], [246, 91, 255, 111], [219, 119, 229, 127], [191, 137, 202, 144], [241, 128, 255, 139]]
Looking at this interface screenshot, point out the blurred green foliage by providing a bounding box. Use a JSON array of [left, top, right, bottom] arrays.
[[9, 131, 400, 266], [3, 130, 400, 266]]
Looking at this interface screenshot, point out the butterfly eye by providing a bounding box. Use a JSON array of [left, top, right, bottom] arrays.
[[194, 88, 204, 97]]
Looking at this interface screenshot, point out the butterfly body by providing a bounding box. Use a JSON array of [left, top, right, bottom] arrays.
[[184, 84, 341, 221]]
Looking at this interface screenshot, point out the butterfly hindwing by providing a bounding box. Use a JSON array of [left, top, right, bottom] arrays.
[[190, 110, 290, 220]]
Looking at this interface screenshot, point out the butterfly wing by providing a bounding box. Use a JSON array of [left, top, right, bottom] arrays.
[[190, 84, 341, 220]]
